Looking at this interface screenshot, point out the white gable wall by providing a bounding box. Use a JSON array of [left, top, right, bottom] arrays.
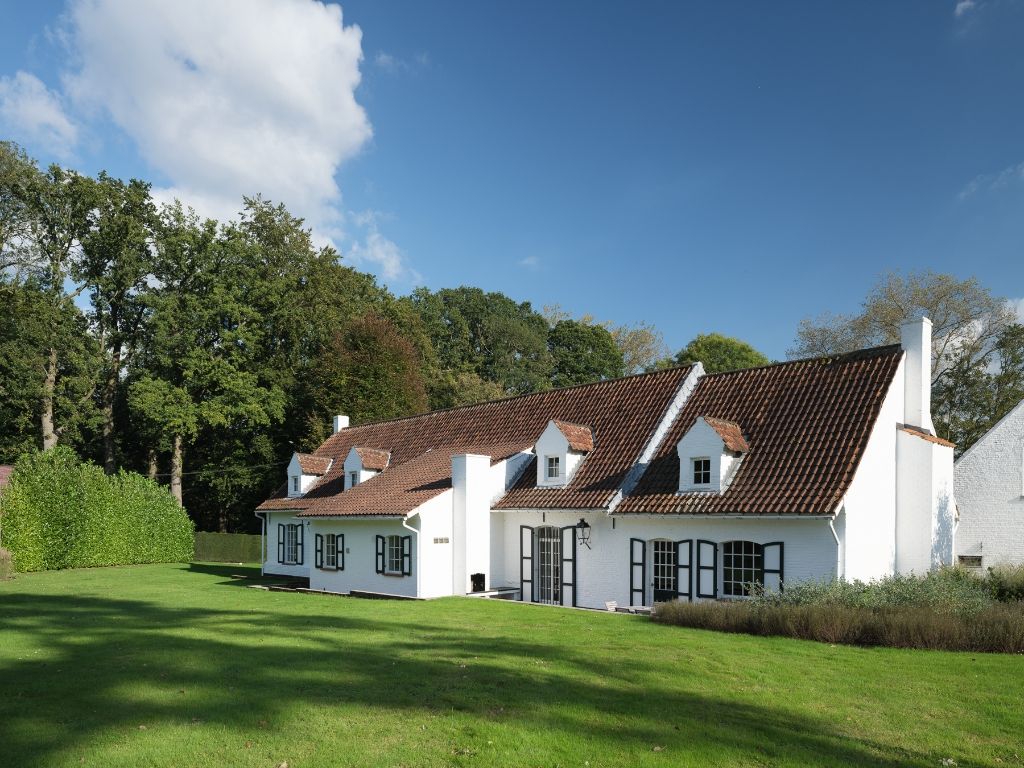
[[840, 364, 902, 581], [955, 400, 1024, 567]]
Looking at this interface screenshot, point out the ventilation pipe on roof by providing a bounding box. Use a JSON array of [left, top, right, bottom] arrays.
[[900, 316, 934, 433], [333, 415, 350, 433]]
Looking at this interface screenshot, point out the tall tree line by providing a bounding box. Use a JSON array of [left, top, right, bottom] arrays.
[[4, 142, 730, 532]]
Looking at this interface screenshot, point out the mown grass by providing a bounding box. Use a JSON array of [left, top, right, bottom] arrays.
[[1, 564, 1022, 767]]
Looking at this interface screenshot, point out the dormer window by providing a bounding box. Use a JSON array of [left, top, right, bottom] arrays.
[[546, 456, 561, 480], [286, 452, 332, 498], [677, 416, 749, 494], [344, 446, 390, 490], [534, 419, 593, 487], [349, 471, 358, 488]]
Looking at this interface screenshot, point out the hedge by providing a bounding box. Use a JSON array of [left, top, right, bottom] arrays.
[[194, 532, 261, 563], [0, 447, 194, 572]]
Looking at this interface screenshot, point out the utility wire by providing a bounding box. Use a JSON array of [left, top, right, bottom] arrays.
[[152, 461, 288, 479]]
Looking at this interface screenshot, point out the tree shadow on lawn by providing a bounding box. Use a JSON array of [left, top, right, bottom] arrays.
[[0, 590, 944, 767]]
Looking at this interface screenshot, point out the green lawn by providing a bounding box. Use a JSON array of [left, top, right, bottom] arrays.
[[1, 564, 1022, 767]]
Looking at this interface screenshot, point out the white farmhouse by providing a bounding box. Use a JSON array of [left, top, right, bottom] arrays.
[[256, 317, 955, 608], [954, 398, 1024, 569]]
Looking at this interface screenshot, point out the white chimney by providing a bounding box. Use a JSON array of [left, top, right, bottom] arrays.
[[333, 415, 350, 433], [900, 316, 934, 433]]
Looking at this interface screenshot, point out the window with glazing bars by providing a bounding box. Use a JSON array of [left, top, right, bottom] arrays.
[[722, 540, 763, 597], [386, 535, 402, 574], [692, 458, 711, 484]]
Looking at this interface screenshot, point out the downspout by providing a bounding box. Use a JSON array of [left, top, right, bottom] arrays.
[[829, 501, 843, 580]]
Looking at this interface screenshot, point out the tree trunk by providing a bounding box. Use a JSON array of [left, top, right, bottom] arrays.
[[147, 449, 158, 481], [170, 434, 183, 505], [102, 346, 121, 474], [41, 347, 58, 450], [218, 506, 228, 534]]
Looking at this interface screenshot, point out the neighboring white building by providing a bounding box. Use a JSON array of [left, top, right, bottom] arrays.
[[954, 398, 1024, 570], [256, 317, 955, 609]]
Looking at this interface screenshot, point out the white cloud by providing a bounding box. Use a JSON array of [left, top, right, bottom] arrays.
[[347, 223, 421, 284], [518, 255, 541, 270], [0, 70, 78, 157], [958, 161, 1024, 200], [1011, 298, 1024, 323], [955, 0, 977, 17], [26, 0, 418, 284], [373, 50, 430, 75]]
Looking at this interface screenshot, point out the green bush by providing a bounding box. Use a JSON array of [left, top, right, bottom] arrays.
[[0, 447, 194, 572], [652, 600, 1024, 653], [983, 564, 1024, 603], [194, 532, 262, 563], [752, 568, 994, 615]]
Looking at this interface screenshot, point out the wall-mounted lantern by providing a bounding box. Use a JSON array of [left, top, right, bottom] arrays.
[[576, 518, 592, 549]]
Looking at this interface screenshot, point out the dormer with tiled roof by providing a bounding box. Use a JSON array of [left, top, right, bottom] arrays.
[[534, 419, 593, 488], [286, 452, 333, 498], [676, 416, 748, 494], [343, 446, 390, 490]]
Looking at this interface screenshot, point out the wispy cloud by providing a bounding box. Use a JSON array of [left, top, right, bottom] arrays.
[[958, 161, 1024, 200], [1011, 298, 1024, 323], [0, 71, 78, 157], [373, 50, 430, 75], [954, 0, 978, 18], [518, 255, 541, 271]]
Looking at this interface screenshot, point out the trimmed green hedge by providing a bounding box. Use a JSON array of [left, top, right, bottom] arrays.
[[194, 532, 261, 563], [0, 447, 194, 572]]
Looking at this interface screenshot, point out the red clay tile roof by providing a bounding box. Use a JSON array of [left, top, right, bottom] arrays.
[[257, 366, 695, 516], [702, 416, 749, 453], [0, 465, 13, 491], [615, 345, 904, 516], [551, 420, 594, 452], [296, 453, 332, 476], [898, 425, 955, 448], [353, 446, 390, 471]]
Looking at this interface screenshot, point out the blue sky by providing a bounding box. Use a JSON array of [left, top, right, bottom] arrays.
[[1, 0, 1022, 359]]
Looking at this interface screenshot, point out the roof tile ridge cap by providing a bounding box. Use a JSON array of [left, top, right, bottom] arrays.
[[698, 343, 903, 379], [322, 365, 698, 430], [608, 362, 705, 514]]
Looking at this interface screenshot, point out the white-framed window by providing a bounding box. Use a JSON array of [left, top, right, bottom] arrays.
[[292, 476, 299, 493], [692, 458, 711, 485], [325, 533, 337, 569], [349, 471, 358, 489], [722, 540, 763, 597], [387, 535, 403, 574], [546, 456, 560, 480], [285, 524, 299, 564]]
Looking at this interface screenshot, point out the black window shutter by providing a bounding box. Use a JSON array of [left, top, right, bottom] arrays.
[[296, 524, 304, 565], [629, 538, 646, 606], [277, 523, 285, 564], [401, 535, 412, 576], [339, 533, 345, 571], [375, 535, 385, 574], [314, 533, 323, 569]]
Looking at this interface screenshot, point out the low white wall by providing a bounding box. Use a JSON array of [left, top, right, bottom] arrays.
[[495, 510, 837, 610], [956, 402, 1024, 568], [306, 519, 418, 597], [262, 511, 311, 578]]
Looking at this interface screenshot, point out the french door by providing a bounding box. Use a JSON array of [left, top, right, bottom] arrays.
[[652, 539, 678, 602], [535, 526, 561, 605]]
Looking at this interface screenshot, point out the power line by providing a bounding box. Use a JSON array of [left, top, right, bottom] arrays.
[[152, 461, 288, 479]]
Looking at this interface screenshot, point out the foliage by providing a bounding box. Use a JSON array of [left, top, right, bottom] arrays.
[[652, 599, 1024, 653], [547, 319, 625, 387], [752, 567, 994, 614], [3, 563, 1023, 767], [0, 547, 12, 580], [669, 332, 771, 374], [0, 447, 193, 572], [193, 532, 261, 563], [984, 564, 1024, 603]]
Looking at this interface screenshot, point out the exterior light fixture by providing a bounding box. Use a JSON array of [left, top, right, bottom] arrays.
[[576, 517, 591, 549]]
